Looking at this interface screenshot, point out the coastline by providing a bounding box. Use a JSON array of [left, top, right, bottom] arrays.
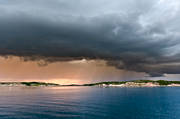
[[1, 80, 180, 87], [0, 82, 60, 87], [83, 80, 180, 87], [100, 82, 180, 87]]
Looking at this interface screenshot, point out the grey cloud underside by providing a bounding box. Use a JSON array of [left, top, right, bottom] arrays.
[[1, 0, 180, 76]]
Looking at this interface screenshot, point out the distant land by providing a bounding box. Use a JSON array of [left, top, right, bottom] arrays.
[[0, 82, 60, 87], [1, 80, 180, 87], [83, 80, 180, 87]]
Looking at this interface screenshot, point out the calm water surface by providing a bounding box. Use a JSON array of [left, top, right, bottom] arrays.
[[0, 86, 180, 119]]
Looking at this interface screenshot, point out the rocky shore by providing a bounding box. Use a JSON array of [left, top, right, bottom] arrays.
[[1, 80, 180, 87], [106, 82, 180, 87], [84, 80, 180, 87]]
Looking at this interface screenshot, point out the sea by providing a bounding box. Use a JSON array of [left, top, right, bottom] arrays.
[[0, 86, 180, 119]]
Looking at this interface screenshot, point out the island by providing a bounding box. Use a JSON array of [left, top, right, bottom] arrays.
[[1, 80, 180, 87], [0, 82, 60, 87], [83, 80, 180, 87]]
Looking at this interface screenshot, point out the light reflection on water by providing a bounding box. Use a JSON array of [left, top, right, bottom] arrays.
[[0, 86, 180, 119]]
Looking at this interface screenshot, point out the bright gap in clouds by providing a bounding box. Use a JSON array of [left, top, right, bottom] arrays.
[[0, 56, 146, 85]]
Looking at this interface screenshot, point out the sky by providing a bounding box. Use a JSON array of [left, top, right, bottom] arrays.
[[0, 0, 180, 84]]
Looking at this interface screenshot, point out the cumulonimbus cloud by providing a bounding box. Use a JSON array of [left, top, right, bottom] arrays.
[[0, 0, 180, 76]]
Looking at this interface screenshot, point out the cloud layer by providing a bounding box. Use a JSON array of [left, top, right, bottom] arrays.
[[1, 0, 180, 76]]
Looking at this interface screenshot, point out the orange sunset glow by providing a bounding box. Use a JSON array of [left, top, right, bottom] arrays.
[[0, 56, 146, 85]]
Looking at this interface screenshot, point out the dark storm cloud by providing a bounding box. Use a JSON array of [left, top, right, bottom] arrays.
[[0, 0, 180, 76]]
